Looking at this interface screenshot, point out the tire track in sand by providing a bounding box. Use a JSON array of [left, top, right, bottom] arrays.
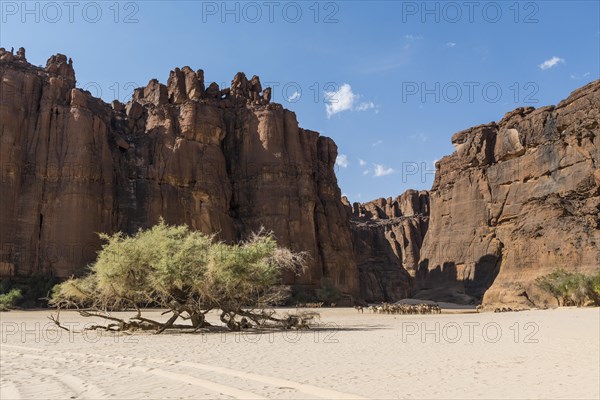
[[2, 344, 365, 399], [32, 368, 107, 399], [1, 361, 82, 400], [2, 348, 264, 399]]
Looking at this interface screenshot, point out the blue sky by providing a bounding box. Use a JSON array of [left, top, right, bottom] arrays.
[[1, 0, 598, 202]]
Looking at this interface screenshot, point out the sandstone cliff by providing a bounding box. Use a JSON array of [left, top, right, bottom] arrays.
[[0, 48, 358, 297], [344, 191, 429, 302], [416, 80, 600, 307], [2, 48, 598, 307]]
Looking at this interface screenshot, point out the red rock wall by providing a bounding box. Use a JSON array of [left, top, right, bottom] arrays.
[[417, 81, 600, 307], [346, 191, 429, 302], [2, 49, 598, 306], [0, 50, 358, 297]]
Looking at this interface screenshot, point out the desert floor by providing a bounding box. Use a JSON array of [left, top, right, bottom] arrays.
[[0, 307, 598, 399]]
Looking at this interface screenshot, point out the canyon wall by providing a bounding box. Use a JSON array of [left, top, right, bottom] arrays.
[[344, 191, 429, 302], [0, 49, 358, 297], [1, 48, 598, 307], [416, 80, 600, 307]]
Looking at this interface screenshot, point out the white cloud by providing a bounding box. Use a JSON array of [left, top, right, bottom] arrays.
[[324, 84, 377, 118], [373, 164, 394, 177], [325, 84, 357, 117], [336, 154, 349, 168], [356, 101, 375, 111], [363, 169, 370, 176], [446, 42, 457, 47], [287, 91, 301, 102], [358, 158, 367, 167], [570, 72, 591, 80], [372, 140, 383, 147], [539, 56, 565, 70]]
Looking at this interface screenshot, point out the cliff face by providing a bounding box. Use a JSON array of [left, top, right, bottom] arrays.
[[2, 49, 598, 307], [417, 81, 600, 307], [345, 191, 429, 302], [0, 49, 358, 296]]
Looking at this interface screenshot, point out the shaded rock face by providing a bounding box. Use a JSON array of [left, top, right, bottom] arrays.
[[345, 191, 430, 302], [417, 80, 600, 307], [0, 50, 358, 296]]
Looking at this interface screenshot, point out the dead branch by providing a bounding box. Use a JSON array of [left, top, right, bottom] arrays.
[[47, 313, 70, 332]]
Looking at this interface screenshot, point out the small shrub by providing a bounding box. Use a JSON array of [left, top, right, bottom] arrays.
[[0, 288, 22, 311], [535, 268, 600, 306], [1, 275, 59, 308], [587, 270, 600, 304]]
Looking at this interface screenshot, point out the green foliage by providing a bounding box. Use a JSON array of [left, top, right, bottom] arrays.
[[0, 288, 22, 311], [50, 220, 309, 331], [52, 222, 214, 311], [535, 268, 600, 306], [587, 269, 600, 304], [0, 275, 58, 308], [535, 268, 570, 304], [592, 273, 600, 293]]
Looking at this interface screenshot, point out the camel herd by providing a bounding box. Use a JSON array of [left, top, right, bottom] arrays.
[[295, 302, 524, 314], [355, 303, 442, 315], [294, 302, 443, 314], [475, 305, 526, 313], [296, 302, 329, 308]]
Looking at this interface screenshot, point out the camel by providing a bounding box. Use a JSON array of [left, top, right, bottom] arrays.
[[367, 302, 442, 315]]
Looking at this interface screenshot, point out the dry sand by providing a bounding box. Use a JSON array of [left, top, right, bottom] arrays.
[[0, 307, 598, 399]]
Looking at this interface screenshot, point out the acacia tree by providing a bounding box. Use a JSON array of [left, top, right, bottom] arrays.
[[50, 220, 316, 333]]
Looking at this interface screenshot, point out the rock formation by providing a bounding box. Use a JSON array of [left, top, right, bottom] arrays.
[[1, 48, 598, 307], [344, 82, 599, 307], [416, 80, 600, 307], [0, 49, 358, 298], [345, 191, 429, 302]]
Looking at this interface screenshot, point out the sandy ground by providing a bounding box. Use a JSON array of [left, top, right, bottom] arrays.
[[0, 307, 598, 399]]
